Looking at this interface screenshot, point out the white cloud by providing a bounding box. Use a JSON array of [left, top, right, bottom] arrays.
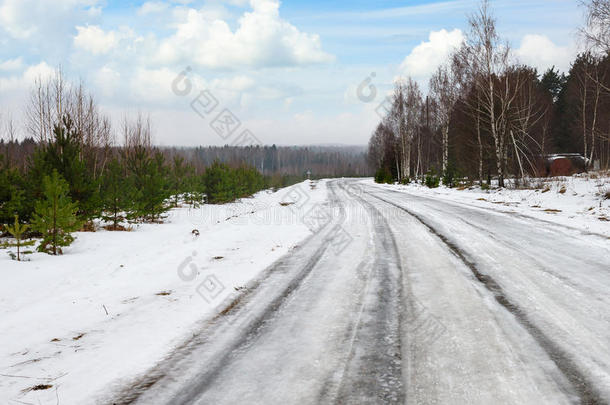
[[0, 57, 23, 71], [0, 61, 54, 93], [138, 1, 169, 15], [87, 5, 102, 17], [0, 0, 35, 39], [23, 61, 55, 84], [515, 34, 574, 74], [93, 66, 121, 98], [129, 67, 186, 103], [126, 67, 211, 104], [156, 0, 334, 69], [211, 76, 255, 92], [0, 0, 101, 40], [74, 25, 120, 55], [221, 0, 249, 6], [400, 29, 464, 79]]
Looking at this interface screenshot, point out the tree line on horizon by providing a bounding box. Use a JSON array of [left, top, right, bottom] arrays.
[[0, 112, 268, 257], [164, 144, 370, 178], [368, 0, 610, 187]]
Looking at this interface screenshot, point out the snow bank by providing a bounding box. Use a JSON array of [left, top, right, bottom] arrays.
[[370, 173, 610, 237], [0, 180, 328, 404]]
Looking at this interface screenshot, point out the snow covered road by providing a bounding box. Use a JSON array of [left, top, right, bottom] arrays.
[[107, 179, 610, 405]]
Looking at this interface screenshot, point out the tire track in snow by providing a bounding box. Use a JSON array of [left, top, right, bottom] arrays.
[[325, 182, 405, 404], [367, 183, 610, 241], [112, 227, 336, 405], [166, 184, 353, 405], [114, 182, 397, 405], [111, 184, 345, 405], [366, 187, 606, 405]]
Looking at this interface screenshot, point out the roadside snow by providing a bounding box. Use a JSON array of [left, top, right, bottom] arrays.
[[0, 180, 328, 405], [369, 173, 610, 237]]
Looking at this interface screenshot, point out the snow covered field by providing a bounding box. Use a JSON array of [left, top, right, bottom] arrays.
[[0, 180, 328, 405], [371, 172, 610, 237]]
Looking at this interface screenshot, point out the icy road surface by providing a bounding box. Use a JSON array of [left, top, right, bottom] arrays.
[[109, 179, 610, 405]]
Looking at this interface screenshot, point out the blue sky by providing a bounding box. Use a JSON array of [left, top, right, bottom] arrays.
[[0, 0, 584, 146]]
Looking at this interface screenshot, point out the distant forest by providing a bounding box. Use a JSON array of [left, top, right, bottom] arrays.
[[0, 138, 369, 181], [163, 145, 369, 178]]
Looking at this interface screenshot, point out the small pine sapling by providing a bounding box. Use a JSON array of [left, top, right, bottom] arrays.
[[101, 158, 134, 230], [32, 170, 82, 255], [4, 215, 35, 261], [425, 170, 440, 188]]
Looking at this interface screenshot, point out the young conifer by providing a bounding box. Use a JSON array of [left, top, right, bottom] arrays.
[[32, 170, 82, 255]]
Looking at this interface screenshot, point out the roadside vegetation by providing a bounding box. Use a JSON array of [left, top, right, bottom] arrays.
[[369, 0, 610, 188], [0, 74, 306, 257]]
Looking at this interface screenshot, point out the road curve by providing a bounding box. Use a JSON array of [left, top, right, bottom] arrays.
[[107, 179, 610, 405]]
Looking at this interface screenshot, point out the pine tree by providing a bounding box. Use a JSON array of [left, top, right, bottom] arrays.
[[29, 116, 100, 221], [540, 66, 567, 103], [132, 152, 170, 222], [204, 161, 235, 203], [101, 158, 133, 230], [1, 187, 25, 224], [32, 170, 82, 255], [184, 172, 205, 208], [3, 215, 35, 261], [0, 156, 28, 224], [170, 155, 187, 207]]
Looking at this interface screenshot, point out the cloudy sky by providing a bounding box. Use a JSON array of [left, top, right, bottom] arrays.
[[0, 0, 583, 146]]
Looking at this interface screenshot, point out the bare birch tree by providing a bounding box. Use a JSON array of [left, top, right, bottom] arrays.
[[580, 0, 610, 54], [460, 0, 512, 187], [430, 64, 459, 174], [385, 83, 408, 180], [404, 78, 423, 179]]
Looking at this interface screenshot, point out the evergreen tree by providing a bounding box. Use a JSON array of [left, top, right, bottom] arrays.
[[184, 173, 206, 208], [3, 215, 35, 261], [134, 152, 170, 222], [203, 161, 265, 203], [170, 155, 188, 207], [29, 116, 100, 220], [1, 182, 26, 225], [540, 66, 567, 103], [204, 161, 235, 203], [235, 166, 264, 197], [32, 170, 82, 255], [0, 155, 29, 224], [101, 158, 133, 230]]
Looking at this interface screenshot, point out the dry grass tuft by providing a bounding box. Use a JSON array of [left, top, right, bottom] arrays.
[[30, 384, 53, 391]]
